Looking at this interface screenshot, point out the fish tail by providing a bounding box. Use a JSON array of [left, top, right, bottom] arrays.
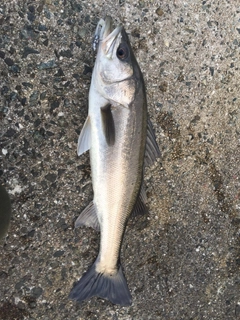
[[69, 261, 132, 306]]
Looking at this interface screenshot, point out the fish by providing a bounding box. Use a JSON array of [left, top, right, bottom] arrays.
[[0, 185, 12, 240], [69, 16, 160, 306]]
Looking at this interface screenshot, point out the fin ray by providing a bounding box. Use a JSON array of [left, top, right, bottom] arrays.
[[75, 201, 100, 231], [77, 116, 91, 156], [132, 182, 148, 216], [144, 119, 161, 167], [69, 260, 132, 306]]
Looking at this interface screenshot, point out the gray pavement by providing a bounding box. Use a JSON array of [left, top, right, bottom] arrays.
[[0, 1, 239, 319]]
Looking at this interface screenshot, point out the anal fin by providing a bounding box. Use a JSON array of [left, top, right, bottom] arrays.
[[75, 201, 100, 231]]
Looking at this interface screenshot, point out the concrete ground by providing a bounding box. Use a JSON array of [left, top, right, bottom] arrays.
[[0, 0, 239, 319]]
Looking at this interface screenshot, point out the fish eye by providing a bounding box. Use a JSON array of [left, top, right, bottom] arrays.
[[116, 44, 129, 60]]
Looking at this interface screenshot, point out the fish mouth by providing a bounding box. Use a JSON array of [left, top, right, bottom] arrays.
[[93, 16, 122, 58]]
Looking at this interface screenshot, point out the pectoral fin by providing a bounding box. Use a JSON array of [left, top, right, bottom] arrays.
[[75, 201, 100, 231], [101, 104, 115, 146], [77, 116, 91, 156], [145, 119, 161, 167]]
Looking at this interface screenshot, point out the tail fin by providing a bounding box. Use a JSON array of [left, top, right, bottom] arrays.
[[69, 261, 132, 306]]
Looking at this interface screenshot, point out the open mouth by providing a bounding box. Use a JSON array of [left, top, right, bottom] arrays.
[[93, 16, 122, 58]]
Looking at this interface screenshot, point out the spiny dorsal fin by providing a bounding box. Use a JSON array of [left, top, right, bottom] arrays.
[[145, 119, 161, 167]]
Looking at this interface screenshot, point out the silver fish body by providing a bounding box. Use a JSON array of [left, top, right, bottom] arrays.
[[69, 16, 160, 306]]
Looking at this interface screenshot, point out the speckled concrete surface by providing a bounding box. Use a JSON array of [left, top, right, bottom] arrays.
[[0, 1, 240, 319]]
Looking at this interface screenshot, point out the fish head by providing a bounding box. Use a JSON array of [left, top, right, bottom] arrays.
[[93, 17, 138, 106]]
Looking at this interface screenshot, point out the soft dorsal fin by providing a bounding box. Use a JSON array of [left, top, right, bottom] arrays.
[[77, 116, 91, 156], [75, 201, 100, 231], [101, 104, 115, 146], [132, 182, 148, 216], [145, 119, 161, 167]]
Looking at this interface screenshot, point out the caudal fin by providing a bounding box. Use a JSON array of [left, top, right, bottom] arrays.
[[69, 261, 132, 306]]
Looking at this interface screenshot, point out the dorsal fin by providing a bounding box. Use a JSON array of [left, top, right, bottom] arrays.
[[145, 119, 161, 167], [132, 182, 148, 216]]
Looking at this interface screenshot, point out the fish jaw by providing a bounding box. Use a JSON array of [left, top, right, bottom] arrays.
[[102, 26, 123, 59], [93, 17, 113, 50], [93, 16, 122, 57]]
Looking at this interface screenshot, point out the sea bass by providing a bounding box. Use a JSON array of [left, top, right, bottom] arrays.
[[69, 16, 160, 306]]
